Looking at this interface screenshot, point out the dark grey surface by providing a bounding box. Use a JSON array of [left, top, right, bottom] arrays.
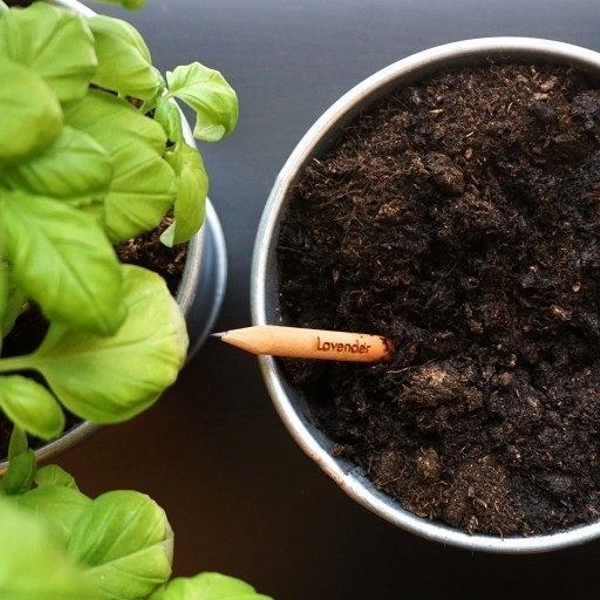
[[60, 1, 600, 598]]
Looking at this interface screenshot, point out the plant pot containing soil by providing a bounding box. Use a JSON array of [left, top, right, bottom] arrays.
[[0, 0, 236, 469], [252, 37, 600, 553]]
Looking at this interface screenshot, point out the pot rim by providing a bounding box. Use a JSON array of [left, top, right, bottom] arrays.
[[251, 37, 600, 553]]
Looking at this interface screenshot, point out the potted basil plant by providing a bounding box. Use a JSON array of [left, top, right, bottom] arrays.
[[0, 0, 237, 462], [0, 3, 271, 597]]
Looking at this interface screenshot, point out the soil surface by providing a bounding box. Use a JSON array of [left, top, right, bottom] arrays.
[[276, 63, 600, 536], [0, 221, 187, 457]]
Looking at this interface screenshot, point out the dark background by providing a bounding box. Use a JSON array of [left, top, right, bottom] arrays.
[[61, 1, 600, 598]]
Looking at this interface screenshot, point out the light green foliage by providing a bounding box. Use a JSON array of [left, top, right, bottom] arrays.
[[0, 57, 63, 165], [0, 265, 188, 435], [0, 496, 99, 600], [0, 375, 64, 441], [3, 125, 114, 199], [155, 572, 274, 600], [167, 63, 239, 142], [0, 2, 97, 104], [27, 265, 188, 423], [0, 191, 125, 335], [162, 142, 209, 247], [69, 490, 174, 600], [0, 257, 6, 351], [0, 3, 263, 599], [0, 437, 273, 600], [89, 15, 164, 106], [66, 89, 168, 154], [0, 0, 238, 436]]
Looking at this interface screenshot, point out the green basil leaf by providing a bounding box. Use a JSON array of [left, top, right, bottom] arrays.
[[89, 15, 164, 105], [36, 464, 79, 490], [69, 490, 173, 600], [15, 485, 92, 545], [65, 90, 177, 242], [160, 144, 208, 246], [7, 424, 28, 462], [0, 2, 96, 104], [101, 131, 177, 242], [3, 126, 113, 199], [0, 497, 100, 600], [0, 375, 65, 441], [0, 56, 63, 165], [166, 63, 238, 142], [66, 88, 167, 154], [0, 193, 124, 335], [0, 274, 27, 341], [155, 572, 274, 600], [154, 96, 184, 145], [2, 448, 36, 496], [1, 426, 35, 495], [94, 0, 146, 7], [28, 265, 188, 424]]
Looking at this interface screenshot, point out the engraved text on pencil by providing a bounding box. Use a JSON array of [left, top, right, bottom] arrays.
[[316, 336, 371, 355]]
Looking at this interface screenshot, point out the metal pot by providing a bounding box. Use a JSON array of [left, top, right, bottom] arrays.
[[251, 37, 600, 553]]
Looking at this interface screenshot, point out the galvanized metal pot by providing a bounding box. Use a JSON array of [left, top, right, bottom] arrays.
[[251, 37, 600, 553], [0, 0, 227, 471]]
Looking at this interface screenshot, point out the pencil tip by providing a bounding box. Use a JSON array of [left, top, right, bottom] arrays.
[[210, 331, 225, 339]]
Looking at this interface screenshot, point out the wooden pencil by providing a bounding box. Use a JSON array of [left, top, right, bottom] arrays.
[[213, 325, 393, 363]]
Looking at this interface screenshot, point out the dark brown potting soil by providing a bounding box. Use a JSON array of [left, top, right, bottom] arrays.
[[276, 63, 600, 536]]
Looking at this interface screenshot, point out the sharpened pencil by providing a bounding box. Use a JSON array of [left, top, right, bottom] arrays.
[[213, 325, 393, 363]]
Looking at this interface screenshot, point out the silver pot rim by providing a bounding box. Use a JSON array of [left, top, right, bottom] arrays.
[[251, 37, 600, 553]]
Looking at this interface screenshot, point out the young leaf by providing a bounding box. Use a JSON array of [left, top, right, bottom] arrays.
[[0, 56, 63, 165], [3, 125, 113, 199], [100, 131, 178, 242], [0, 192, 125, 335], [69, 490, 173, 600], [161, 143, 208, 246], [15, 485, 92, 545], [166, 63, 239, 142], [7, 424, 28, 462], [0, 2, 97, 104], [26, 265, 188, 424], [36, 464, 80, 490], [65, 91, 177, 242], [154, 95, 184, 146], [154, 572, 274, 600], [2, 449, 36, 495], [0, 375, 65, 441], [66, 88, 168, 155], [89, 15, 164, 105], [0, 498, 100, 600]]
